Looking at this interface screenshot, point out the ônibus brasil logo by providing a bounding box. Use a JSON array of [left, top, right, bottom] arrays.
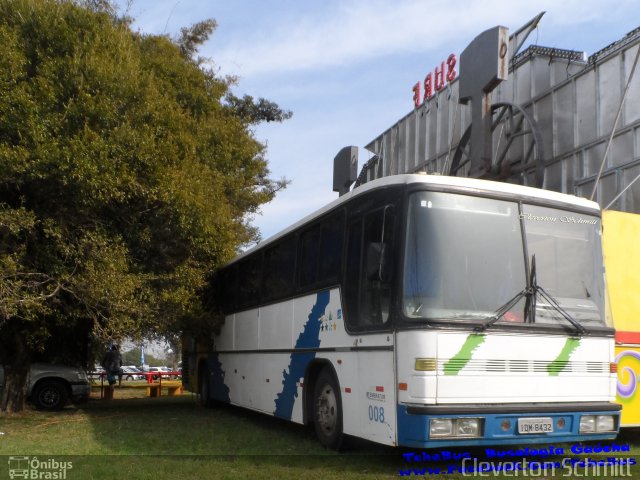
[[7, 456, 72, 479]]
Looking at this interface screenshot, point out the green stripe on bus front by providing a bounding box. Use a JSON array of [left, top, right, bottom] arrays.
[[547, 338, 581, 376], [443, 334, 486, 375]]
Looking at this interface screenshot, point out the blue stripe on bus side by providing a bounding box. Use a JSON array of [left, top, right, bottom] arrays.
[[274, 290, 330, 420]]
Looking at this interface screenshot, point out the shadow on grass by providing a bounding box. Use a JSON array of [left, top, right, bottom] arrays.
[[78, 394, 415, 477]]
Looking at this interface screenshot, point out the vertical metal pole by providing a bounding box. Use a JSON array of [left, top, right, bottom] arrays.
[[590, 45, 640, 200]]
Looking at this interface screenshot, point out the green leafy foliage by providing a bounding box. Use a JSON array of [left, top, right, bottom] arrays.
[[226, 93, 293, 124], [0, 0, 290, 411]]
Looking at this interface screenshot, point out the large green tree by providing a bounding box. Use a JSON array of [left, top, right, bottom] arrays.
[[0, 0, 290, 412]]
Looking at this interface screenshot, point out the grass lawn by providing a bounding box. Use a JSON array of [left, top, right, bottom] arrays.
[[0, 391, 638, 479]]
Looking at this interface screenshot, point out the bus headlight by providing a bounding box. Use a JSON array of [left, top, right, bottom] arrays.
[[579, 415, 595, 433], [596, 415, 615, 432], [429, 418, 483, 438], [457, 418, 481, 437], [429, 418, 453, 437], [579, 414, 615, 433]]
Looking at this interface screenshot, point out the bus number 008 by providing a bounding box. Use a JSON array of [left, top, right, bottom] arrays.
[[368, 405, 385, 423]]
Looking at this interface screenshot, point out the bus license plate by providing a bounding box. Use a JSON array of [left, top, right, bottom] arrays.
[[517, 417, 553, 434]]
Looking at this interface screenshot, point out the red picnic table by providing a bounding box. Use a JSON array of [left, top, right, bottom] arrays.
[[91, 371, 183, 398]]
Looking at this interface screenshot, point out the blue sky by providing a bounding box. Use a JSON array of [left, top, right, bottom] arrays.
[[114, 0, 639, 242]]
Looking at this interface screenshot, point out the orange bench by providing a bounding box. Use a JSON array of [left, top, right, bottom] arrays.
[[145, 381, 183, 397]]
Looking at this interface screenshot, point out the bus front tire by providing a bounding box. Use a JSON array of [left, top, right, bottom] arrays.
[[313, 369, 343, 450]]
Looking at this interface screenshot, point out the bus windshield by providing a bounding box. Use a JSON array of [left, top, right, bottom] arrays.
[[402, 191, 607, 327]]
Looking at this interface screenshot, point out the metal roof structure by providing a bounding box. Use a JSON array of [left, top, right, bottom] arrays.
[[359, 17, 640, 213]]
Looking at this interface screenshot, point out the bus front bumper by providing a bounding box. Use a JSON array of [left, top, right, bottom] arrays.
[[396, 402, 621, 448]]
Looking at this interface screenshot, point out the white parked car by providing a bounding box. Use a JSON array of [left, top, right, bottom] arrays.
[[0, 363, 91, 410], [121, 365, 144, 381]]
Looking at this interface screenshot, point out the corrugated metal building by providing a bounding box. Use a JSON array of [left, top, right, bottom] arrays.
[[360, 22, 640, 212]]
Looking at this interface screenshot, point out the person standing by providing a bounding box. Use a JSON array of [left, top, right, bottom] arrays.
[[101, 344, 122, 400]]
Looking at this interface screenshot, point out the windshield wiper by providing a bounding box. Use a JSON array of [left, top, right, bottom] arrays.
[[474, 287, 529, 333], [475, 254, 537, 332], [523, 254, 537, 324], [528, 255, 587, 335], [475, 255, 587, 335], [535, 288, 587, 335]]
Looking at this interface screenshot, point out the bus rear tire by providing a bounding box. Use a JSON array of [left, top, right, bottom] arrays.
[[313, 369, 343, 450]]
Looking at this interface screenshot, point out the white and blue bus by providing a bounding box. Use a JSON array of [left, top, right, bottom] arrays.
[[184, 173, 620, 449]]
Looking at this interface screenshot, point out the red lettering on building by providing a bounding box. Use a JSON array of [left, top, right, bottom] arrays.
[[412, 53, 458, 108], [446, 54, 457, 82], [412, 82, 421, 108], [434, 62, 445, 91], [424, 73, 433, 102]]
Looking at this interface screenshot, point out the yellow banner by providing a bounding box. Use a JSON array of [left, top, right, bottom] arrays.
[[616, 345, 640, 427], [602, 210, 640, 333]]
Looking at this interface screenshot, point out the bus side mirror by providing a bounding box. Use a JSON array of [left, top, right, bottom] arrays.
[[366, 242, 390, 282]]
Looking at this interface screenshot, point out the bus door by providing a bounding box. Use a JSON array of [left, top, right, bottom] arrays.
[[345, 204, 397, 445]]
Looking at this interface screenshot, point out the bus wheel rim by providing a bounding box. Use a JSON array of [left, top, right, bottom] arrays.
[[317, 383, 338, 433]]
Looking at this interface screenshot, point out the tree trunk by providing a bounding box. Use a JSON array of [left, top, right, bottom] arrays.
[[0, 319, 31, 413]]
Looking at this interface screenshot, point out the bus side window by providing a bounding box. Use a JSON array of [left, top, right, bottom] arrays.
[[318, 212, 344, 284], [215, 265, 238, 314], [345, 206, 395, 330], [298, 226, 321, 289], [262, 235, 296, 302], [298, 211, 345, 292], [237, 254, 262, 309], [345, 219, 363, 327]]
